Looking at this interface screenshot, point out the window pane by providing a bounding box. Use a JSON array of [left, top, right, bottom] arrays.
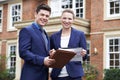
[[76, 9, 79, 13], [115, 8, 119, 13], [115, 54, 119, 59], [76, 3, 79, 7], [110, 2, 114, 7], [80, 2, 83, 7], [110, 60, 114, 66], [80, 9, 83, 13], [109, 46, 113, 52], [110, 8, 114, 14], [109, 39, 113, 45], [115, 46, 118, 51], [115, 60, 119, 66], [115, 39, 119, 45], [110, 54, 114, 59], [115, 1, 119, 7]]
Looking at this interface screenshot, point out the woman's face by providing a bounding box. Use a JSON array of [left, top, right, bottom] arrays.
[[61, 12, 74, 29]]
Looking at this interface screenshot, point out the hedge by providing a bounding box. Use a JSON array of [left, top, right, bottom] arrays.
[[104, 69, 120, 80]]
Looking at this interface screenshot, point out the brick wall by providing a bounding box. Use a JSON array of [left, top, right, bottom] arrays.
[[22, 0, 47, 21], [90, 0, 120, 80]]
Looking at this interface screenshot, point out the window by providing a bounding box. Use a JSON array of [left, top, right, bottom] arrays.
[[104, 0, 120, 20], [49, 0, 85, 18], [83, 41, 90, 73], [107, 37, 120, 69], [7, 44, 16, 78], [84, 41, 90, 62], [0, 7, 3, 32], [109, 0, 120, 16], [8, 3, 21, 30], [86, 41, 90, 64]]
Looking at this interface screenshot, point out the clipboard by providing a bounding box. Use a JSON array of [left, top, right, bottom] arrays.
[[48, 49, 76, 68]]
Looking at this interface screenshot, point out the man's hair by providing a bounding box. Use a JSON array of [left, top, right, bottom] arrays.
[[62, 9, 75, 19], [36, 3, 51, 14]]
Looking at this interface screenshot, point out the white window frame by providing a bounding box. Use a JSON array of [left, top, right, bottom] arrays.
[[104, 30, 120, 70], [106, 37, 120, 69], [6, 41, 17, 78], [72, 0, 85, 18], [0, 6, 3, 32], [104, 0, 120, 20], [7, 3, 22, 31], [49, 0, 85, 18]]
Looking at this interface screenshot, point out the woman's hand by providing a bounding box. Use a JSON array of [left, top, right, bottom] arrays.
[[80, 49, 87, 57]]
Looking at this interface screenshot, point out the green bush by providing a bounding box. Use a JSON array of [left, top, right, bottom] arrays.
[[104, 69, 120, 80], [83, 63, 98, 80], [0, 54, 15, 80]]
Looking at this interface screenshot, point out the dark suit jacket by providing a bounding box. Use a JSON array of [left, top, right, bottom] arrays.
[[19, 23, 50, 80], [50, 27, 87, 78]]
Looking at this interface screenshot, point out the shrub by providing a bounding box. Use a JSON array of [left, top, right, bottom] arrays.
[[0, 54, 15, 80], [83, 63, 98, 80], [104, 69, 120, 80]]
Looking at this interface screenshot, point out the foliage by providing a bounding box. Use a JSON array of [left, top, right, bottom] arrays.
[[103, 69, 120, 80], [83, 63, 98, 80], [0, 54, 15, 80]]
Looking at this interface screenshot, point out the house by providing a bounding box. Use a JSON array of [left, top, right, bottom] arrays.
[[0, 0, 120, 80]]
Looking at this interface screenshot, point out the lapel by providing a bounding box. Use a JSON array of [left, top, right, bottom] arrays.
[[56, 30, 62, 48], [68, 28, 75, 48], [31, 23, 48, 51]]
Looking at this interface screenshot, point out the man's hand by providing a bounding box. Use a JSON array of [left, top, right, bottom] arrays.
[[44, 57, 55, 67], [44, 49, 56, 67]]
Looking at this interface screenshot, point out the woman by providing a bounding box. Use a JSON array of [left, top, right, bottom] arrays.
[[50, 9, 87, 80]]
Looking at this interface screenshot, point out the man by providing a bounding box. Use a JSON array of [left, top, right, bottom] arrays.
[[19, 4, 55, 80]]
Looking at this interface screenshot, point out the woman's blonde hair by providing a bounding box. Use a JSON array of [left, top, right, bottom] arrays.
[[61, 9, 75, 19]]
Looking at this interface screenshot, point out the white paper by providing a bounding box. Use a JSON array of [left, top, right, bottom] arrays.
[[59, 48, 83, 62]]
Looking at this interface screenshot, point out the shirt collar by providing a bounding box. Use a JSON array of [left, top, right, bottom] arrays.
[[33, 22, 44, 32]]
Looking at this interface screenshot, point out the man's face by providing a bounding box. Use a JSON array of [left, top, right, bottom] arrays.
[[35, 9, 50, 27]]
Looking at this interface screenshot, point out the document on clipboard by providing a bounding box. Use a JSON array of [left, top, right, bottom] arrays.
[[49, 49, 76, 68], [59, 48, 83, 62]]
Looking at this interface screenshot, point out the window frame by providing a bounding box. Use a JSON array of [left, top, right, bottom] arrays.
[[7, 3, 22, 31], [106, 37, 120, 69], [6, 41, 17, 78], [104, 0, 120, 20]]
